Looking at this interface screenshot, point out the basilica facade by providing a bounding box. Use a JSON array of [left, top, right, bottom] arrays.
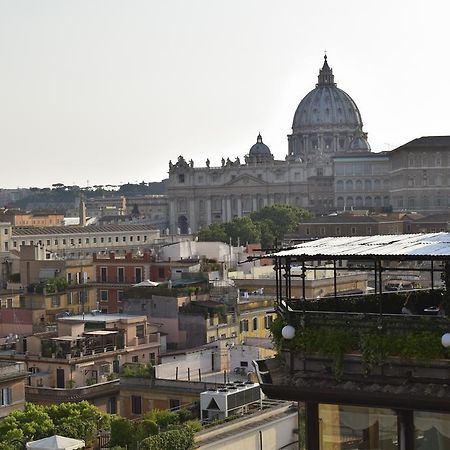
[[167, 57, 450, 234]]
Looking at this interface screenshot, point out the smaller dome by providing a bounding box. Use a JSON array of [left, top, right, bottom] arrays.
[[249, 133, 272, 157], [350, 136, 371, 151]]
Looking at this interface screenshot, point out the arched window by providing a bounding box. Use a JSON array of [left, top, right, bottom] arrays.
[[365, 196, 373, 207], [252, 317, 258, 331], [355, 196, 363, 208], [374, 196, 381, 207], [345, 180, 353, 191]]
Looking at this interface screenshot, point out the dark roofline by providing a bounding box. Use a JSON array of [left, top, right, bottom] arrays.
[[391, 136, 450, 152]]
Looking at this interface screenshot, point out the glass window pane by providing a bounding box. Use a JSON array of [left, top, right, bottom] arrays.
[[319, 404, 398, 449], [415, 411, 450, 449]]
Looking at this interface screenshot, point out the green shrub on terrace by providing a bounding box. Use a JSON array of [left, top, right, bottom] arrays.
[[271, 312, 450, 378], [121, 363, 154, 379]]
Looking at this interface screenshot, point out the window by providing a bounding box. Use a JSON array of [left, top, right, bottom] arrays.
[[240, 319, 249, 332], [252, 317, 258, 331], [78, 238, 82, 244], [132, 356, 139, 363], [351, 227, 356, 235], [135, 268, 142, 283], [131, 395, 142, 414], [52, 295, 60, 307], [149, 352, 156, 365], [117, 268, 124, 283], [118, 291, 124, 302], [136, 324, 145, 338], [70, 239, 74, 245], [13, 241, 17, 248], [115, 237, 119, 243], [100, 290, 108, 302], [137, 235, 141, 242], [93, 237, 97, 243], [264, 315, 273, 329], [158, 268, 165, 279], [178, 174, 185, 183], [100, 267, 107, 282], [101, 237, 104, 243], [122, 236, 126, 242], [108, 237, 112, 243], [109, 396, 117, 415], [46, 240, 50, 246], [54, 240, 58, 245], [100, 363, 111, 375], [67, 292, 73, 305], [169, 399, 181, 411], [0, 387, 12, 406], [85, 238, 90, 244]]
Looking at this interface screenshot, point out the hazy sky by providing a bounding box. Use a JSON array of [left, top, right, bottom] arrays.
[[1, 1, 449, 188]]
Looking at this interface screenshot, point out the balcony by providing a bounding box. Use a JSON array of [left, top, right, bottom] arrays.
[[41, 331, 125, 359], [25, 379, 119, 404], [255, 233, 450, 413], [0, 361, 27, 381]]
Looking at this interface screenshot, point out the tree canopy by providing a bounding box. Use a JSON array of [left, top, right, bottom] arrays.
[[0, 402, 108, 447], [197, 204, 310, 248]]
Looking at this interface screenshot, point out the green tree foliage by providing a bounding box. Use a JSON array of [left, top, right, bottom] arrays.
[[46, 401, 108, 443], [0, 402, 108, 447], [197, 205, 310, 247], [0, 402, 200, 450], [250, 205, 310, 245], [223, 216, 261, 246], [140, 426, 195, 450], [196, 223, 228, 243], [197, 217, 260, 246], [143, 409, 179, 430], [0, 403, 53, 442], [110, 417, 135, 449]]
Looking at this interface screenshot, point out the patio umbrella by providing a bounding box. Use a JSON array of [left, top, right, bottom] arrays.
[[133, 279, 160, 287], [26, 435, 85, 450]]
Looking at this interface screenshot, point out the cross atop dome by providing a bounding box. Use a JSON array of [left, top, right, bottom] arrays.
[[317, 54, 335, 87]]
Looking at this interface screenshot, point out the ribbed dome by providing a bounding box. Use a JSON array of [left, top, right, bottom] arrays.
[[249, 133, 272, 157], [350, 135, 371, 151], [292, 56, 363, 132]]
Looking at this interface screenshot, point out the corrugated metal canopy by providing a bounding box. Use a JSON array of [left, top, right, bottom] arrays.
[[272, 233, 450, 259]]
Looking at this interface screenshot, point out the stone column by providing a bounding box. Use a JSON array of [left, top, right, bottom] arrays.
[[169, 200, 176, 234], [263, 196, 268, 207], [226, 198, 232, 221], [188, 199, 196, 233], [221, 198, 227, 222], [206, 198, 212, 225], [252, 197, 257, 211], [237, 197, 242, 217]]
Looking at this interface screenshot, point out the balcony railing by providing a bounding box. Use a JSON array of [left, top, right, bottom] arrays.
[[25, 379, 119, 403], [272, 310, 450, 381], [0, 361, 27, 379]]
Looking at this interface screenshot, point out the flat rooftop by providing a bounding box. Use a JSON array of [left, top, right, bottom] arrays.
[[58, 313, 146, 323]]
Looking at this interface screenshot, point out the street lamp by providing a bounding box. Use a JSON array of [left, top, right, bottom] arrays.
[[282, 325, 296, 340]]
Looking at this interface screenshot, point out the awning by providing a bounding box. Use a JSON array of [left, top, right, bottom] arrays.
[[26, 435, 85, 450], [84, 330, 118, 336]]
